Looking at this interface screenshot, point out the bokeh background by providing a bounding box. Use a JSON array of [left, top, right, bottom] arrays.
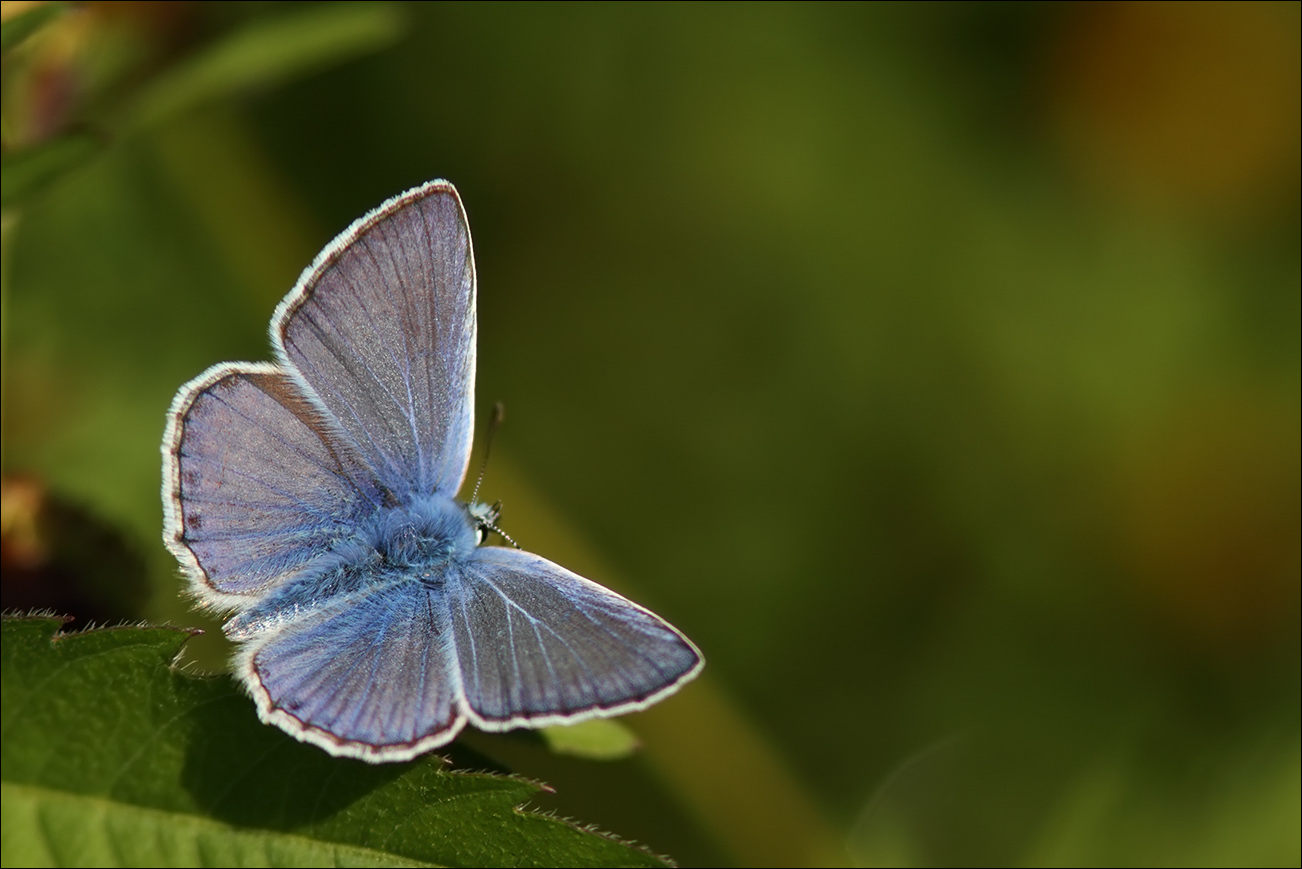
[[3, 2, 1298, 865]]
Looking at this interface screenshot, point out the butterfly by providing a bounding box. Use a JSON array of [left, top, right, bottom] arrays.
[[161, 180, 703, 762]]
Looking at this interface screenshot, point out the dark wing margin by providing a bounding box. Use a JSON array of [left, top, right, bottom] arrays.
[[162, 363, 384, 605], [271, 181, 476, 500], [448, 547, 704, 729]]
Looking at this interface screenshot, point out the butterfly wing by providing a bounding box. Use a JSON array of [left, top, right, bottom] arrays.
[[162, 365, 384, 606], [271, 181, 477, 499], [236, 579, 465, 761], [448, 547, 704, 729]]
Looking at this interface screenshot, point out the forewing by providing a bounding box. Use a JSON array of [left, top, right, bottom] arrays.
[[449, 548, 703, 728], [272, 181, 476, 498], [162, 365, 383, 604], [238, 580, 463, 762]]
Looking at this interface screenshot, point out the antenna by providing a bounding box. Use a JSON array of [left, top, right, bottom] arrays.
[[470, 401, 505, 506], [469, 402, 520, 549]]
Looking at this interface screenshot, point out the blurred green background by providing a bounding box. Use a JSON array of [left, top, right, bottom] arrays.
[[2, 2, 1298, 865]]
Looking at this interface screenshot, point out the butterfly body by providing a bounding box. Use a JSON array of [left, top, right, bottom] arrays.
[[162, 181, 701, 762], [221, 493, 478, 639]]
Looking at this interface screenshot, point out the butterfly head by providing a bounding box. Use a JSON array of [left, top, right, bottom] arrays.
[[466, 499, 518, 548]]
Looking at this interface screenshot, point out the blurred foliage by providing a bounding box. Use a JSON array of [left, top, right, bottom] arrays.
[[2, 1, 1298, 866]]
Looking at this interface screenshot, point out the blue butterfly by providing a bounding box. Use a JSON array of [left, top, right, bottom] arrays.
[[161, 181, 703, 762]]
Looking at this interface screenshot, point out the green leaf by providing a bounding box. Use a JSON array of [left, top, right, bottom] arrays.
[[0, 132, 102, 210], [131, 3, 405, 131], [0, 1, 69, 56], [541, 720, 642, 761], [1, 616, 671, 868]]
